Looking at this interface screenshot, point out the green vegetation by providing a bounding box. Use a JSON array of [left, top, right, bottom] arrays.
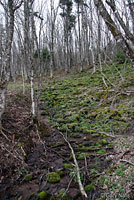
[[40, 63, 134, 199], [64, 163, 73, 169], [38, 191, 48, 199], [24, 174, 33, 182], [85, 183, 95, 192], [114, 48, 127, 64], [40, 64, 134, 136], [47, 172, 61, 183]]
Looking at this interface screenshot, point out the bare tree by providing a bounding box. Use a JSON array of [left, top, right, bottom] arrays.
[[94, 0, 134, 59], [0, 0, 23, 128]]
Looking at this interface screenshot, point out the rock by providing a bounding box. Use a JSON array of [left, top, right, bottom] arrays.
[[38, 191, 48, 199], [24, 174, 33, 182], [47, 172, 61, 183]]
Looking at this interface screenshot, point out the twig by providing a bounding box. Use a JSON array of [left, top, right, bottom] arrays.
[[111, 93, 121, 107], [84, 154, 90, 177], [2, 127, 12, 134], [0, 144, 24, 162], [0, 130, 11, 142], [62, 178, 73, 198], [59, 131, 88, 199], [35, 124, 47, 156], [120, 159, 134, 166], [21, 146, 26, 156]]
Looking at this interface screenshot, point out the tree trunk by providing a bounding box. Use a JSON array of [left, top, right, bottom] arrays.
[[94, 0, 134, 59], [0, 82, 7, 129]]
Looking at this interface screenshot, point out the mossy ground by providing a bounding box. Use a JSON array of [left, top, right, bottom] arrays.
[[40, 64, 134, 135], [39, 64, 134, 199], [1, 64, 134, 200]]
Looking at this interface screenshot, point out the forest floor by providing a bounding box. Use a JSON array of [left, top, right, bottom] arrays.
[[0, 64, 134, 200]]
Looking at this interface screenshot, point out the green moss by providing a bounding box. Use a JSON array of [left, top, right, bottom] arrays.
[[57, 170, 64, 176], [38, 191, 47, 199], [67, 122, 78, 128], [53, 142, 64, 147], [100, 133, 108, 138], [83, 129, 92, 134], [87, 112, 97, 119], [78, 145, 100, 152], [96, 198, 106, 200], [107, 143, 114, 148], [98, 139, 108, 145], [24, 174, 33, 182], [77, 152, 86, 160], [57, 118, 65, 123], [70, 133, 81, 138], [64, 163, 73, 169], [67, 114, 79, 122], [59, 124, 69, 132], [90, 168, 99, 174], [85, 183, 94, 192], [115, 168, 125, 177], [97, 149, 106, 155], [47, 172, 61, 183], [92, 133, 100, 138]]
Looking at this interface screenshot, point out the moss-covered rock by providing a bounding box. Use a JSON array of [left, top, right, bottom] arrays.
[[98, 139, 108, 145], [47, 172, 61, 183], [24, 174, 33, 182], [64, 163, 73, 170], [92, 133, 100, 138], [38, 191, 48, 199]]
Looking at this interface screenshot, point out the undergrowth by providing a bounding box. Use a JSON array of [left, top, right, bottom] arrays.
[[40, 64, 134, 135]]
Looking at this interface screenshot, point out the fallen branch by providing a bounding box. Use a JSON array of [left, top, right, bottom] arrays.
[[62, 178, 73, 198], [120, 159, 134, 166], [59, 131, 88, 199]]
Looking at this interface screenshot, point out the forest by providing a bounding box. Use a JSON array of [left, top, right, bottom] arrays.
[[0, 0, 134, 199]]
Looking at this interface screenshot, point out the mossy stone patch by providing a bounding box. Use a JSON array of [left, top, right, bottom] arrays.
[[64, 163, 73, 169], [92, 133, 100, 138], [38, 191, 48, 199], [24, 174, 33, 182], [47, 172, 61, 183]]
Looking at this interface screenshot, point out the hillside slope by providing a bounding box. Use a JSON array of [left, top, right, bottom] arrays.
[[39, 63, 134, 199], [0, 64, 134, 200]]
